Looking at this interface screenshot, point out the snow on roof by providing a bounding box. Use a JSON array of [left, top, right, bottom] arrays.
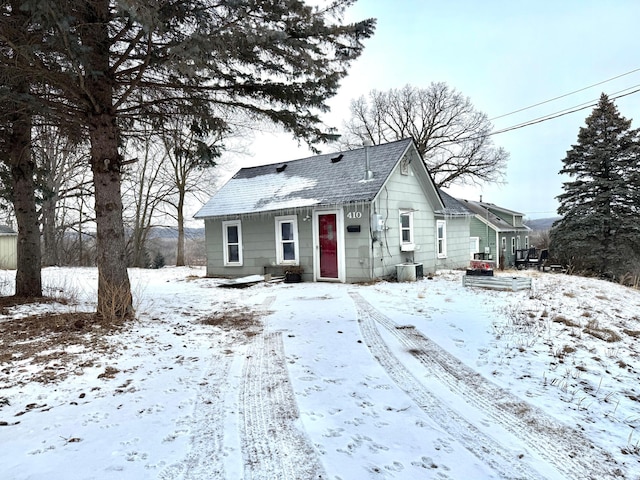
[[194, 138, 414, 219]]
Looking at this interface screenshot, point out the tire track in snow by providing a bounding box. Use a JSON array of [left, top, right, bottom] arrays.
[[240, 331, 326, 480], [351, 292, 545, 480], [159, 354, 231, 480], [350, 292, 623, 480]]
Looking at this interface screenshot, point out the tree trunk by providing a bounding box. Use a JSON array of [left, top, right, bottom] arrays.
[[7, 1, 42, 297], [10, 127, 42, 297], [89, 113, 133, 319], [176, 190, 185, 266], [83, 0, 132, 319], [41, 196, 58, 266]]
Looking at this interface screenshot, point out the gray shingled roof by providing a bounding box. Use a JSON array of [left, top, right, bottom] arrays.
[[195, 138, 415, 218], [459, 199, 529, 232], [437, 189, 472, 216]]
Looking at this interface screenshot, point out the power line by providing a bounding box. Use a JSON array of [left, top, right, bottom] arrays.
[[490, 84, 640, 137], [490, 67, 640, 121]]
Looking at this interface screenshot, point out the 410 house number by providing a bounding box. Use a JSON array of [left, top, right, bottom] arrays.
[[346, 211, 362, 219]]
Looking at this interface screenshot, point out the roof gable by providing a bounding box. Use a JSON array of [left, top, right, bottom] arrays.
[[195, 138, 416, 218]]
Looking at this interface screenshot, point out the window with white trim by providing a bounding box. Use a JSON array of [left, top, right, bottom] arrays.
[[525, 236, 529, 250], [399, 210, 414, 251], [516, 236, 521, 251], [437, 220, 447, 258], [501, 237, 507, 252], [511, 237, 516, 255], [275, 215, 299, 264], [222, 220, 242, 266]]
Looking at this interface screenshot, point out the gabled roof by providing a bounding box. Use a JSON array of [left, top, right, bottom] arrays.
[[437, 189, 472, 216], [459, 199, 529, 232], [195, 138, 417, 219]]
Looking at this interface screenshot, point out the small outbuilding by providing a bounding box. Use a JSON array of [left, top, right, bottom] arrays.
[[195, 138, 471, 283], [0, 225, 17, 270]]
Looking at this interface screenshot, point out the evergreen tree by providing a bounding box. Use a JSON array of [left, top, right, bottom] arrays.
[[0, 0, 43, 297], [551, 93, 640, 277], [1, 0, 374, 318]]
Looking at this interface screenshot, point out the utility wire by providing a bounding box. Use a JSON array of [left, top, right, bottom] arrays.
[[490, 84, 640, 137], [489, 67, 640, 121]]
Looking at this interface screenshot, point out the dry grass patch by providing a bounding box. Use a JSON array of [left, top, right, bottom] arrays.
[[0, 298, 128, 386], [584, 327, 622, 343], [200, 307, 263, 339], [553, 315, 581, 328]]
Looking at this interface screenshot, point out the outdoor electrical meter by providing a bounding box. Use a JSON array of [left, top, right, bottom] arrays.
[[371, 213, 384, 232]]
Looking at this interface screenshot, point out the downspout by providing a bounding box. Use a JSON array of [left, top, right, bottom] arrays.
[[370, 201, 375, 280]]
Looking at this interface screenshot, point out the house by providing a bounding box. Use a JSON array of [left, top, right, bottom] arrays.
[[458, 199, 531, 268], [194, 138, 471, 283], [0, 225, 17, 270]]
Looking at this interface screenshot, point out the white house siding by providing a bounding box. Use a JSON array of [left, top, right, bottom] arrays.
[[371, 160, 438, 279], [0, 235, 17, 269], [436, 216, 471, 270]]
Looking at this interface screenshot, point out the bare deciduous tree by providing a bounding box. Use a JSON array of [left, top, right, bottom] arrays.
[[121, 127, 174, 268], [340, 83, 509, 188], [33, 124, 93, 266]]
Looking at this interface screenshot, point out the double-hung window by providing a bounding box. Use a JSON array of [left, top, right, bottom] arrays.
[[511, 237, 516, 255], [222, 220, 242, 266], [436, 220, 447, 258], [399, 210, 414, 251], [275, 215, 299, 264]]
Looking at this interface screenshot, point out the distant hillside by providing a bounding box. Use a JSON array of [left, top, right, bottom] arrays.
[[525, 217, 559, 231], [147, 226, 205, 240]]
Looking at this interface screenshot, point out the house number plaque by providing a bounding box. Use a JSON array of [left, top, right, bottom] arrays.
[[346, 211, 362, 219]]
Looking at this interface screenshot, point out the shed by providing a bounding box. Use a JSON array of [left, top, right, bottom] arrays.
[[195, 138, 472, 282], [0, 225, 17, 270]]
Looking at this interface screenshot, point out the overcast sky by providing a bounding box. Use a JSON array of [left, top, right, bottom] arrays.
[[240, 0, 640, 220]]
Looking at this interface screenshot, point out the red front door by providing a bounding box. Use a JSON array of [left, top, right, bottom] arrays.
[[318, 213, 338, 278]]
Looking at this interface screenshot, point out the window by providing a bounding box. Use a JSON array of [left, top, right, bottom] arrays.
[[516, 236, 521, 251], [525, 236, 529, 250], [275, 215, 299, 264], [222, 220, 242, 266], [511, 237, 516, 255], [437, 220, 447, 258], [501, 237, 507, 252], [399, 210, 414, 251]]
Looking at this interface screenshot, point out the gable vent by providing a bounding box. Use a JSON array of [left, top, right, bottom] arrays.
[[276, 164, 287, 173], [330, 153, 344, 163]]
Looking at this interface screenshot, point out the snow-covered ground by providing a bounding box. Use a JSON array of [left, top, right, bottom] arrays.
[[1, 266, 640, 479]]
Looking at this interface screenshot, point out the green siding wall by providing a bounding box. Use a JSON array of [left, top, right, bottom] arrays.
[[343, 204, 373, 283], [204, 210, 315, 280]]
